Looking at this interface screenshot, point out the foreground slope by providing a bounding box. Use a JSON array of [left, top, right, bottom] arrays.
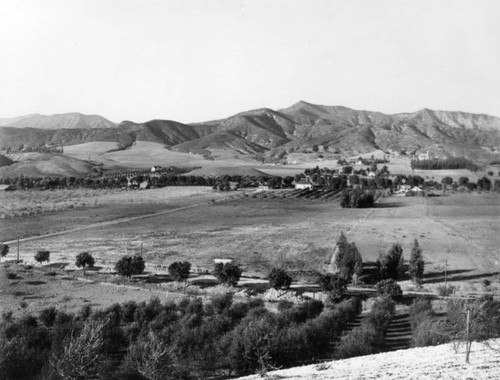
[[239, 339, 500, 380]]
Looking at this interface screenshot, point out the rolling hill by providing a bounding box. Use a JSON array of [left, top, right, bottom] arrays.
[[0, 113, 116, 129], [1, 102, 499, 165]]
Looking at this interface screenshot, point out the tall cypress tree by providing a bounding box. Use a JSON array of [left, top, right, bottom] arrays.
[[409, 239, 424, 285]]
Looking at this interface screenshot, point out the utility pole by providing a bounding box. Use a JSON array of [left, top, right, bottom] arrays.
[[465, 308, 471, 363], [444, 258, 448, 293], [17, 236, 20, 262]]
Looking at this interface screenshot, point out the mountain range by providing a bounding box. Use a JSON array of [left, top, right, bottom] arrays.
[[1, 101, 499, 162]]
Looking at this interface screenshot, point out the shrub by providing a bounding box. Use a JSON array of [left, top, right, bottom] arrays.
[[6, 272, 17, 280], [268, 268, 292, 289], [34, 250, 50, 265], [213, 262, 242, 286], [408, 297, 445, 347], [75, 252, 95, 274], [336, 296, 394, 359], [115, 256, 145, 279], [376, 279, 403, 301], [168, 261, 191, 282], [437, 284, 455, 296], [39, 306, 58, 327]]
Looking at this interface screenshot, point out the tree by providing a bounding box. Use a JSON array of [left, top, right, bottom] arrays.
[[377, 243, 404, 280], [168, 261, 191, 282], [317, 273, 347, 301], [35, 250, 50, 265], [125, 331, 175, 380], [340, 189, 351, 208], [50, 317, 109, 380], [334, 233, 363, 282], [213, 262, 242, 286], [477, 176, 492, 191], [115, 255, 145, 279], [445, 297, 500, 363], [75, 252, 95, 275], [268, 268, 292, 290], [408, 239, 424, 285], [441, 176, 453, 187], [376, 279, 403, 301], [458, 177, 469, 187], [0, 244, 9, 261]]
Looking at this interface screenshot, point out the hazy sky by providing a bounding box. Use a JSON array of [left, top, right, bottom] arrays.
[[0, 0, 499, 123]]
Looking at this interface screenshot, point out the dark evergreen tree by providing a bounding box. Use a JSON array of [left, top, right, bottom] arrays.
[[377, 243, 404, 280], [408, 239, 424, 285]]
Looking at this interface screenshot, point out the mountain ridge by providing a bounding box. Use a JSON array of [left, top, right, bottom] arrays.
[[1, 102, 499, 161]]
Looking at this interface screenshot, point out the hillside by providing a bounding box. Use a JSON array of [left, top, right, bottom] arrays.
[[0, 154, 95, 177], [0, 154, 13, 167], [239, 339, 500, 380], [1, 102, 499, 163], [0, 113, 116, 129]]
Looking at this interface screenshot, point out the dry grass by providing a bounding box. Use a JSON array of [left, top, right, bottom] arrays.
[[0, 186, 216, 219]]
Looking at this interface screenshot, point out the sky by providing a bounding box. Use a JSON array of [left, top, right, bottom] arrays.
[[0, 0, 499, 123]]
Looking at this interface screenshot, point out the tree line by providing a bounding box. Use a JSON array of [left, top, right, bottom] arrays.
[[411, 157, 479, 171]]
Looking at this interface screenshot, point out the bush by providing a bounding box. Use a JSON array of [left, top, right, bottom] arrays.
[[115, 256, 145, 279], [336, 296, 394, 359], [213, 262, 242, 286], [376, 279, 403, 301], [35, 250, 50, 265], [268, 268, 292, 289], [408, 297, 445, 347], [75, 252, 95, 274], [168, 261, 191, 282], [436, 284, 455, 296]]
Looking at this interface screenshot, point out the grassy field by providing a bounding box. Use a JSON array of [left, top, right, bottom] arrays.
[[2, 187, 499, 281], [1, 186, 499, 318]]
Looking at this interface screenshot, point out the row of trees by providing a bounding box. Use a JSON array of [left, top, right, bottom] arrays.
[[411, 157, 479, 171], [340, 189, 375, 208], [0, 294, 362, 379]]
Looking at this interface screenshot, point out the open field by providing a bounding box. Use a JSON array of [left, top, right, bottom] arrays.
[[2, 187, 499, 289]]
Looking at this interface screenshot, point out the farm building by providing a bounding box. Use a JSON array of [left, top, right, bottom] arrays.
[[294, 178, 313, 190], [418, 151, 430, 161], [408, 186, 426, 197]]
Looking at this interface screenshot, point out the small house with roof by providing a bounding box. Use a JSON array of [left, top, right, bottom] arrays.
[[295, 178, 313, 190]]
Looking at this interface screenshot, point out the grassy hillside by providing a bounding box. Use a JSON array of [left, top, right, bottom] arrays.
[[238, 339, 500, 379]]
